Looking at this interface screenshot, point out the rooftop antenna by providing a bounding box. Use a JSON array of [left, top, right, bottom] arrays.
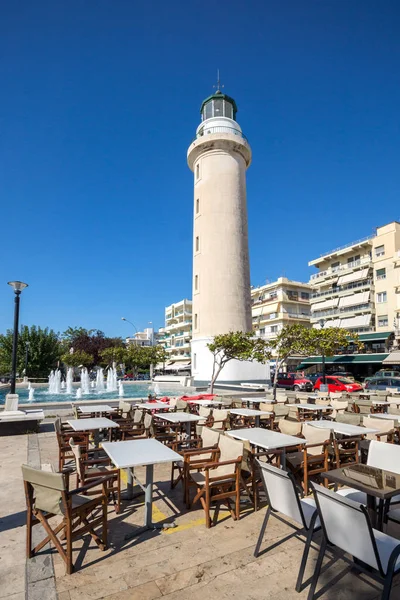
[[213, 69, 224, 93]]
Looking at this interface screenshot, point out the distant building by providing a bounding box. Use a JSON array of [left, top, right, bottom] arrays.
[[125, 327, 154, 347], [162, 299, 192, 372]]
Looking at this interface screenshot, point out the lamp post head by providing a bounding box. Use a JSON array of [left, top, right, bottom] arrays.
[[8, 281, 28, 294], [319, 319, 325, 329]]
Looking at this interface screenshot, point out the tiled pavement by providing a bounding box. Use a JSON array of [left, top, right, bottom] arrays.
[[1, 428, 399, 599]]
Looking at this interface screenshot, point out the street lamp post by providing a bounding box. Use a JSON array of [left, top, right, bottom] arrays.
[[121, 317, 138, 339], [8, 281, 28, 395], [319, 318, 326, 386]]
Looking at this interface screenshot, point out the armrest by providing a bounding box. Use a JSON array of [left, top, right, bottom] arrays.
[[203, 457, 242, 470], [68, 475, 114, 495], [304, 441, 330, 449], [183, 445, 218, 457], [82, 457, 111, 466]]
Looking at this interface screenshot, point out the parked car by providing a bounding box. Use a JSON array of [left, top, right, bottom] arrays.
[[276, 373, 313, 391], [330, 371, 356, 382], [374, 370, 400, 378], [364, 377, 400, 391], [314, 376, 363, 393], [304, 373, 324, 386]]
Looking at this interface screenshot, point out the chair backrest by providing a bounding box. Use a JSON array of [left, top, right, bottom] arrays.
[[176, 399, 187, 412], [54, 417, 62, 435], [363, 415, 395, 434], [355, 401, 372, 414], [279, 419, 302, 436], [5, 394, 18, 411], [375, 390, 388, 397], [274, 405, 289, 418], [199, 406, 212, 419], [312, 483, 381, 572], [213, 434, 243, 476], [259, 402, 274, 412], [133, 409, 143, 424], [257, 461, 307, 528], [119, 400, 131, 415], [331, 399, 348, 413], [329, 392, 343, 400], [335, 412, 361, 426], [367, 440, 400, 473], [317, 391, 329, 398], [285, 391, 297, 399], [213, 409, 229, 422], [69, 438, 83, 479], [169, 398, 177, 408], [370, 395, 385, 403], [22, 464, 66, 516], [201, 427, 220, 448], [316, 398, 331, 406], [144, 413, 154, 435], [389, 404, 400, 415], [275, 394, 288, 404], [303, 423, 329, 455]]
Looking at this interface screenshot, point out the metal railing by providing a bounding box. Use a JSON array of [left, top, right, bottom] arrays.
[[310, 279, 372, 299], [316, 235, 374, 259], [311, 303, 372, 319], [310, 256, 371, 281], [192, 126, 248, 143]]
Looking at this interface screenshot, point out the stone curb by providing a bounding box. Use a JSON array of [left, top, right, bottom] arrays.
[[26, 433, 58, 600]]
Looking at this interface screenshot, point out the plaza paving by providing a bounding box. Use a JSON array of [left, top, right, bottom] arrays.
[[1, 427, 399, 599]]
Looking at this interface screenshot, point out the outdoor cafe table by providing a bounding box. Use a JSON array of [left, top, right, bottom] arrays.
[[67, 417, 119, 446], [287, 403, 332, 419], [135, 402, 172, 411], [187, 399, 223, 407], [309, 419, 378, 437], [227, 427, 304, 469], [323, 464, 400, 530], [78, 404, 114, 416], [240, 397, 263, 408], [230, 408, 273, 427], [153, 411, 202, 438], [370, 413, 400, 422], [101, 438, 181, 533]]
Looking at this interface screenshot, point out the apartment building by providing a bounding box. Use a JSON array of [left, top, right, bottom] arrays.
[[162, 299, 192, 371], [251, 277, 311, 338], [308, 221, 400, 335], [126, 327, 154, 347]]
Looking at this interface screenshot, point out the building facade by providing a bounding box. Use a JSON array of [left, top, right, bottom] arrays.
[[162, 299, 192, 371], [126, 327, 154, 347]]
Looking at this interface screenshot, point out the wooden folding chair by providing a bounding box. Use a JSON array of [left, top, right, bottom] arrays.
[[22, 464, 109, 575]]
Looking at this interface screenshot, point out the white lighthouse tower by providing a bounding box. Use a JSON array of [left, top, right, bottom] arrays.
[[187, 85, 266, 386]]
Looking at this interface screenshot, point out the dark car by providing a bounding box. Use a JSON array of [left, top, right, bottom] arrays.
[[364, 377, 400, 392], [276, 373, 313, 392], [306, 373, 324, 386]]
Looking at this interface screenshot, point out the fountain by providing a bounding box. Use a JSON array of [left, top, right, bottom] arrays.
[[48, 369, 62, 394], [91, 381, 95, 389], [106, 366, 118, 392], [154, 383, 161, 397], [28, 381, 31, 390], [61, 381, 65, 390], [118, 380, 124, 397], [96, 368, 105, 392], [76, 388, 82, 399], [66, 368, 74, 394], [80, 368, 91, 395], [28, 388, 35, 402]]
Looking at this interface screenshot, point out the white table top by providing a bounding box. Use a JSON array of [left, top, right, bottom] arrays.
[[227, 427, 304, 450], [136, 402, 171, 410], [371, 400, 393, 406], [67, 417, 119, 431], [187, 399, 222, 406], [369, 413, 400, 421], [153, 412, 202, 423], [240, 397, 263, 401], [230, 408, 272, 417], [101, 438, 181, 469], [287, 403, 331, 410], [309, 420, 378, 436], [78, 404, 113, 413]]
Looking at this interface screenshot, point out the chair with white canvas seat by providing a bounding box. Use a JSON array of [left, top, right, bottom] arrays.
[[286, 423, 330, 494], [254, 461, 320, 593], [308, 482, 400, 600], [363, 416, 395, 443]]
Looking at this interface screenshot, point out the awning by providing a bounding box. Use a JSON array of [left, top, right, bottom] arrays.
[[383, 352, 400, 365], [297, 353, 389, 369], [256, 303, 279, 319], [339, 291, 369, 308], [164, 361, 191, 371], [352, 331, 392, 343], [337, 268, 369, 285], [311, 298, 339, 312], [340, 314, 371, 329]]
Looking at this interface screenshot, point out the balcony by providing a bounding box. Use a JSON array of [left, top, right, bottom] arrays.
[[193, 125, 247, 143], [311, 303, 373, 320], [309, 256, 371, 283], [310, 279, 373, 300]]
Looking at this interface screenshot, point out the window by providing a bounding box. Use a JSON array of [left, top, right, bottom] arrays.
[[378, 315, 388, 327], [348, 255, 360, 264], [287, 290, 298, 300], [301, 292, 310, 300], [259, 328, 265, 334], [331, 261, 340, 269], [375, 245, 385, 257], [269, 291, 277, 299], [194, 313, 198, 329], [376, 292, 387, 303], [196, 198, 199, 214], [376, 268, 386, 280], [270, 325, 278, 333], [195, 236, 199, 252], [194, 275, 198, 291], [196, 164, 199, 180]]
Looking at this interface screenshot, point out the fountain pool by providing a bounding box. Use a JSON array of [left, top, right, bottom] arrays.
[[0, 383, 188, 405]]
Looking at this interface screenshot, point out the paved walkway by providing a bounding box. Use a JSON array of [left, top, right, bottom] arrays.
[[1, 429, 400, 599]]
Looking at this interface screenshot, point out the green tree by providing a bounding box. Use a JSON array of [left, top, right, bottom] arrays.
[[258, 324, 362, 400], [0, 325, 62, 378], [207, 331, 256, 393], [60, 350, 94, 368], [100, 347, 128, 367]]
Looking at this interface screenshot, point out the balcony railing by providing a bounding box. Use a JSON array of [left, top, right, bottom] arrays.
[[192, 126, 248, 143], [310, 256, 371, 281], [311, 303, 373, 319], [315, 235, 373, 259], [310, 279, 373, 299]]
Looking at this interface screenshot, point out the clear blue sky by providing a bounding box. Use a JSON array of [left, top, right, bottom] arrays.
[[1, 1, 399, 337]]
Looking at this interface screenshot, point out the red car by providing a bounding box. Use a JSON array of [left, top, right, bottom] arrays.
[[314, 376, 363, 393], [276, 373, 313, 392]]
